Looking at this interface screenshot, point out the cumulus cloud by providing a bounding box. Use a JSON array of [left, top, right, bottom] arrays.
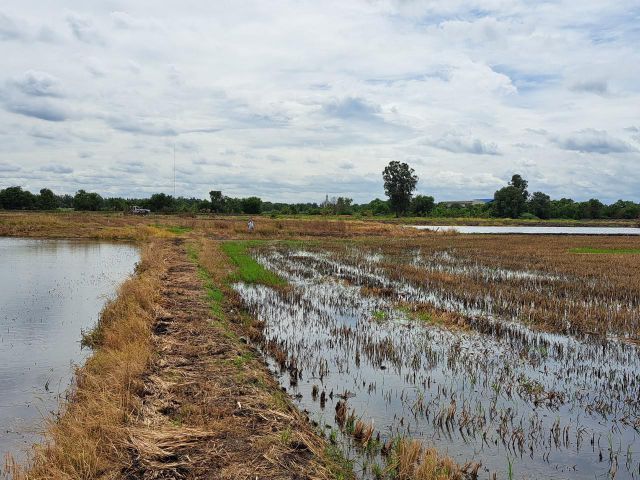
[[66, 13, 104, 44], [104, 115, 177, 136], [41, 164, 73, 174], [427, 133, 500, 155], [0, 70, 69, 121], [0, 1, 638, 201], [570, 79, 609, 95], [553, 129, 637, 154], [114, 160, 146, 173], [12, 70, 63, 97], [0, 162, 21, 172], [4, 99, 68, 121], [323, 97, 382, 121], [110, 11, 161, 30]]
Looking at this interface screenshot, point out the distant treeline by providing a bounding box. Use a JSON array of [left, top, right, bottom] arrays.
[[1, 184, 639, 220]]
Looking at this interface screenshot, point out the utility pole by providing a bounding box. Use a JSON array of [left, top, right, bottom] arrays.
[[173, 142, 176, 197]]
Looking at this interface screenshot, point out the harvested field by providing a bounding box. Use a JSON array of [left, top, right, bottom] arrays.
[[233, 235, 640, 479], [0, 212, 413, 241]]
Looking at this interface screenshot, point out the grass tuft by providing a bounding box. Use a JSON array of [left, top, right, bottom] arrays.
[[569, 247, 640, 254], [221, 241, 286, 286]]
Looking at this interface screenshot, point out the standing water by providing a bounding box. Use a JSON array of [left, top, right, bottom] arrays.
[[0, 238, 139, 461], [410, 225, 640, 235], [235, 246, 640, 479]]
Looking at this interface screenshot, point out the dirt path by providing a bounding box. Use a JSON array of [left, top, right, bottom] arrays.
[[124, 240, 333, 479]]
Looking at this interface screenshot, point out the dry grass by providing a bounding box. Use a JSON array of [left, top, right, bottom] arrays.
[[387, 439, 464, 480], [0, 211, 417, 241], [316, 235, 640, 338], [0, 212, 171, 240], [4, 240, 166, 479]]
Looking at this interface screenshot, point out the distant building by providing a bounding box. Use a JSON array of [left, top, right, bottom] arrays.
[[441, 198, 493, 208]]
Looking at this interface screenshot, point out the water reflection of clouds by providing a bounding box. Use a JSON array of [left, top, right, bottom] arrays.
[[235, 246, 640, 480], [0, 238, 138, 462]]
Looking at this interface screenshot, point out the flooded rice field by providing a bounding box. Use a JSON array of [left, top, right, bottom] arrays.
[[234, 241, 640, 479], [411, 225, 640, 235], [0, 238, 139, 461]]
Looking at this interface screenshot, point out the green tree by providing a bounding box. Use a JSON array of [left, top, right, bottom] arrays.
[[606, 200, 640, 219], [0, 186, 36, 210], [509, 174, 529, 198], [493, 186, 526, 218], [58, 194, 74, 209], [148, 193, 175, 212], [241, 196, 262, 214], [411, 195, 435, 216], [209, 190, 225, 213], [527, 192, 551, 219], [382, 161, 418, 217], [37, 188, 58, 210], [73, 190, 104, 211], [335, 197, 353, 215], [578, 198, 604, 219], [549, 198, 577, 219], [367, 198, 390, 216], [493, 174, 529, 218]]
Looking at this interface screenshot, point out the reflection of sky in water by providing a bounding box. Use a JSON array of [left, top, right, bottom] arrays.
[[235, 248, 640, 480], [0, 238, 139, 462]]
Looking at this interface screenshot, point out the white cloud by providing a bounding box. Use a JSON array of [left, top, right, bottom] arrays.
[[553, 129, 637, 154], [0, 1, 638, 202], [11, 70, 63, 97], [427, 132, 500, 155]]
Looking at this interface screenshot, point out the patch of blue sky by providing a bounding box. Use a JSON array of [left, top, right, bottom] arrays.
[[365, 69, 451, 86], [565, 7, 640, 45], [491, 65, 560, 94]]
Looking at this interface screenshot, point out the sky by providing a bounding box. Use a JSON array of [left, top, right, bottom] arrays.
[[0, 1, 639, 203]]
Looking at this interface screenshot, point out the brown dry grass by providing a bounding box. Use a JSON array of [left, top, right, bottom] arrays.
[[0, 211, 418, 241], [4, 240, 166, 479], [318, 235, 640, 338], [387, 439, 464, 480], [0, 212, 171, 240]]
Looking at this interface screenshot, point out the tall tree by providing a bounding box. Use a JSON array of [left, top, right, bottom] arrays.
[[209, 190, 225, 213], [148, 193, 175, 212], [73, 190, 104, 211], [382, 161, 418, 217], [0, 186, 36, 210], [411, 195, 435, 216], [509, 174, 529, 198], [37, 188, 58, 210], [241, 196, 262, 214], [528, 192, 551, 219], [493, 173, 529, 218], [579, 198, 604, 219]]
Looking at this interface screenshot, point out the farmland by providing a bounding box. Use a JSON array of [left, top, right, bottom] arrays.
[[1, 212, 639, 479], [234, 236, 640, 479]]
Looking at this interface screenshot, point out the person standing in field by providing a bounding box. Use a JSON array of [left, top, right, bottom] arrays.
[[247, 219, 255, 233]]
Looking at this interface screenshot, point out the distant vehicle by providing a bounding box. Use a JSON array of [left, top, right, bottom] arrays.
[[130, 206, 151, 215]]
